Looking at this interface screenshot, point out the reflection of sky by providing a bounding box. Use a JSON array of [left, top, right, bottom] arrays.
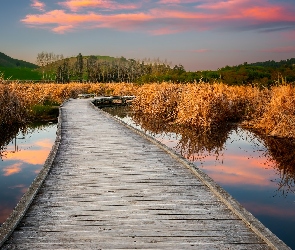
[[116, 113, 295, 249], [0, 123, 57, 225]]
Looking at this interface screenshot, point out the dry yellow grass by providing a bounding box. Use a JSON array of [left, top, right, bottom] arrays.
[[247, 85, 295, 138], [0, 82, 139, 125], [132, 82, 295, 138], [1, 80, 295, 138]]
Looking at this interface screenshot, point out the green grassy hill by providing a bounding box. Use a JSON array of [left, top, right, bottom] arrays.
[[0, 52, 41, 80], [0, 52, 37, 68], [0, 67, 42, 80]]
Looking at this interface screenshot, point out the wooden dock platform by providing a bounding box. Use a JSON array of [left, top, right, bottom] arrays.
[[0, 99, 290, 249], [92, 96, 135, 106]]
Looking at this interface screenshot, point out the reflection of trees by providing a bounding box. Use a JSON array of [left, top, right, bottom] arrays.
[[252, 132, 295, 195], [0, 124, 24, 159], [132, 113, 234, 161]]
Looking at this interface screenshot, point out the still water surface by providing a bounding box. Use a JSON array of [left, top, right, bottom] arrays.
[[0, 109, 294, 248], [103, 106, 295, 249], [0, 122, 57, 225]]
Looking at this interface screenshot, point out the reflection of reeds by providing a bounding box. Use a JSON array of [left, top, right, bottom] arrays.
[[132, 112, 234, 161], [251, 131, 295, 195], [172, 125, 234, 161]]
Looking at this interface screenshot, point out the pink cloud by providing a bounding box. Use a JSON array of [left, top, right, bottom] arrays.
[[150, 27, 184, 35], [21, 0, 295, 34], [197, 0, 295, 22], [192, 49, 210, 53], [262, 46, 295, 53], [0, 206, 13, 224], [31, 0, 46, 11], [185, 153, 277, 187], [21, 10, 153, 33], [157, 0, 198, 5], [243, 202, 295, 217], [287, 31, 295, 40]]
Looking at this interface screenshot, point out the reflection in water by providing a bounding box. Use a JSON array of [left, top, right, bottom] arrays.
[[251, 133, 295, 197], [0, 124, 26, 159], [133, 113, 234, 161], [131, 110, 295, 196], [0, 122, 57, 226], [103, 106, 295, 249]]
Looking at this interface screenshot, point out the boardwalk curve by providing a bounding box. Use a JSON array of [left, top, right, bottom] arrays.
[[0, 99, 290, 249]]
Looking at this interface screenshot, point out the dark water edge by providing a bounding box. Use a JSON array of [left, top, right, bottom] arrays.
[[102, 106, 295, 250], [0, 122, 57, 226]]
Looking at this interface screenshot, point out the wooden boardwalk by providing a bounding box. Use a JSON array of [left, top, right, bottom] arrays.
[[0, 99, 289, 249]]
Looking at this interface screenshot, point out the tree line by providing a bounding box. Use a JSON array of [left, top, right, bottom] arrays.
[[37, 52, 295, 86]]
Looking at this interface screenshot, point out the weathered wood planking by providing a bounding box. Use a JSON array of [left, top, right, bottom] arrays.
[[1, 99, 290, 249]]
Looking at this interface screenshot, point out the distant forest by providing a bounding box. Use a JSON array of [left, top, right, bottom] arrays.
[[1, 51, 295, 86]]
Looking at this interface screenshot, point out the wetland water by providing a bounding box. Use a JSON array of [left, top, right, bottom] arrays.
[[103, 106, 295, 249], [0, 122, 57, 226]]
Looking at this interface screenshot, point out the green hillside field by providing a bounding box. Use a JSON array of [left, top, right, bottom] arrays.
[[0, 67, 42, 80]]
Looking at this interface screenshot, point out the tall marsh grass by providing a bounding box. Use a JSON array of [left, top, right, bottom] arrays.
[[0, 81, 139, 125], [132, 83, 295, 138], [1, 80, 295, 138]]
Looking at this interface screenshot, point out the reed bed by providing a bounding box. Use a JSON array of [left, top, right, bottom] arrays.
[[247, 85, 295, 138], [132, 82, 295, 138], [1, 80, 295, 138], [0, 83, 31, 125], [0, 81, 139, 125]]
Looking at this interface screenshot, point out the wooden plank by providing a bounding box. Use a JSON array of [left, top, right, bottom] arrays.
[[1, 99, 289, 249]]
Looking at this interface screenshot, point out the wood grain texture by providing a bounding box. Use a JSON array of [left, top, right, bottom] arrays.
[[1, 99, 276, 249]]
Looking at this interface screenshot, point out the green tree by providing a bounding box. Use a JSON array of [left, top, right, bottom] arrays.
[[76, 53, 84, 82]]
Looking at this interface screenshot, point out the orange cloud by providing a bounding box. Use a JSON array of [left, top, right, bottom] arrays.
[[36, 139, 55, 149], [4, 139, 52, 165], [2, 163, 22, 176], [52, 25, 74, 33], [59, 0, 140, 12], [31, 0, 46, 11], [5, 150, 50, 165]]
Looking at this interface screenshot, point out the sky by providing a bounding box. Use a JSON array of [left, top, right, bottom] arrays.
[[1, 0, 295, 70]]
